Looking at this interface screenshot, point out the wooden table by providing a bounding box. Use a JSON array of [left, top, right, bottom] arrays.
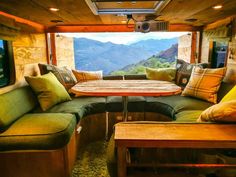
[[70, 80, 181, 121], [114, 123, 236, 177]]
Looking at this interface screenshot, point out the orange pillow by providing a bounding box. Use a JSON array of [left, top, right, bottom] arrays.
[[72, 70, 103, 82]]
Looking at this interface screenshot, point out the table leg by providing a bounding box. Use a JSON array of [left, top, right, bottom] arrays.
[[122, 96, 128, 121], [117, 146, 127, 177]]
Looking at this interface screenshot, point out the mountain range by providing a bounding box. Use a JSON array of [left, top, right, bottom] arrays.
[[74, 37, 178, 74]]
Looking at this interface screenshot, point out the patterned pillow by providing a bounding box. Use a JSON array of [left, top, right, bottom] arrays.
[[38, 63, 77, 91], [175, 59, 209, 88], [72, 69, 103, 82], [182, 67, 226, 103]]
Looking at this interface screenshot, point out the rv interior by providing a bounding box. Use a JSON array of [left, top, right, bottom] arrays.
[[0, 0, 236, 177]]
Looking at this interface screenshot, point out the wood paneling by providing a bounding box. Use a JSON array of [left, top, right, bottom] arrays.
[[0, 0, 236, 28], [0, 130, 77, 177]]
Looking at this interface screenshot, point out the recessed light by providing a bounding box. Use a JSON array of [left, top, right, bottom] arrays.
[[49, 7, 59, 12], [213, 5, 223, 9]]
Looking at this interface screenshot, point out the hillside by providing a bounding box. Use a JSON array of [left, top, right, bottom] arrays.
[[74, 37, 177, 74], [110, 43, 178, 75]]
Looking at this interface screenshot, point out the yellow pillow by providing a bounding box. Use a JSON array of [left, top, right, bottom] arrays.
[[182, 67, 226, 103], [197, 100, 236, 122], [146, 67, 176, 82], [221, 85, 236, 103], [72, 70, 103, 82], [25, 72, 71, 111]]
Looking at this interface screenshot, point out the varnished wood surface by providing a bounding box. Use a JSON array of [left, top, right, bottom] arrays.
[[115, 123, 236, 148], [0, 0, 236, 28], [70, 80, 182, 97]]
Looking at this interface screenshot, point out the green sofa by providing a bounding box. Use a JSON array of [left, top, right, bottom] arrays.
[[0, 72, 234, 177]]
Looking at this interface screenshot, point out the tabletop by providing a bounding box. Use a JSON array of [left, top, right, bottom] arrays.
[[70, 80, 182, 97]]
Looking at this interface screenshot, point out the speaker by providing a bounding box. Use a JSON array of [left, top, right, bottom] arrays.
[[135, 21, 169, 33]]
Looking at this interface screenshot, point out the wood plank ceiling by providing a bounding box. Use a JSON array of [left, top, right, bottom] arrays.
[[0, 0, 235, 30]]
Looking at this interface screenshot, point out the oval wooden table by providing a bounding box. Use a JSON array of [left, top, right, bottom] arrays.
[[70, 80, 182, 121]]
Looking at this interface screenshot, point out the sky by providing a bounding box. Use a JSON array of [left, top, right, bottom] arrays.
[[61, 32, 188, 45]]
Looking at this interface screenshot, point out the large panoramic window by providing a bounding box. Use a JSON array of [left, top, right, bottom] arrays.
[[61, 32, 188, 75]]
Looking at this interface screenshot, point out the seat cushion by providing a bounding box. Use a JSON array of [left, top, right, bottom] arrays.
[[106, 96, 146, 112], [145, 95, 213, 120], [0, 113, 76, 151], [42, 97, 106, 121], [175, 110, 203, 122], [0, 86, 37, 131]]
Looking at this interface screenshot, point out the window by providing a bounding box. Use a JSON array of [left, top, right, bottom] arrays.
[[58, 32, 188, 75], [0, 40, 15, 87]]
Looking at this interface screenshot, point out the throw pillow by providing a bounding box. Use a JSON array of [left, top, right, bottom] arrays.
[[220, 85, 236, 103], [146, 67, 176, 82], [175, 59, 209, 88], [25, 72, 71, 111], [197, 100, 236, 122], [181, 67, 226, 103], [38, 63, 77, 91], [72, 69, 103, 82]]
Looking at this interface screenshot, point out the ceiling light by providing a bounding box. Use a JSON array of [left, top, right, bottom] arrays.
[[49, 7, 60, 12], [213, 5, 223, 9], [121, 20, 127, 24]]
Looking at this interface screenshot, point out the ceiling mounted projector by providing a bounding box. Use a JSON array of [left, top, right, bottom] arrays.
[[135, 21, 169, 33]]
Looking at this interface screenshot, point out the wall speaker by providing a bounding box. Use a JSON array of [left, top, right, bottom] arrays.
[[135, 21, 169, 33]]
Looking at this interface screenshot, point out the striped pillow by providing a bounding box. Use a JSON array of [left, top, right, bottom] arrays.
[[72, 70, 103, 82], [182, 67, 226, 103]]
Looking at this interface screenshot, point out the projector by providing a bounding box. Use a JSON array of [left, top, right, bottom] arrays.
[[135, 21, 169, 33]]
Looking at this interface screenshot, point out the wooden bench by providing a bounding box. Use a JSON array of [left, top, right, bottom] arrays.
[[114, 122, 236, 177]]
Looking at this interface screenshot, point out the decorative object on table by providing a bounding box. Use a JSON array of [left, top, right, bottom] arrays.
[[25, 72, 71, 111], [72, 69, 103, 82], [181, 67, 226, 103], [145, 67, 176, 82], [38, 63, 77, 91]]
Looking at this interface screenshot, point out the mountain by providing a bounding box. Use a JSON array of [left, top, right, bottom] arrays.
[[130, 38, 178, 54], [110, 43, 178, 75], [74, 37, 177, 74]]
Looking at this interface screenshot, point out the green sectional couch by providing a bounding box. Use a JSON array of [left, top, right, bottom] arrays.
[[0, 72, 234, 177]]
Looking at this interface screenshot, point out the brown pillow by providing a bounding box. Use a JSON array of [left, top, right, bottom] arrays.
[[38, 63, 77, 91], [182, 67, 226, 103], [72, 69, 103, 82]]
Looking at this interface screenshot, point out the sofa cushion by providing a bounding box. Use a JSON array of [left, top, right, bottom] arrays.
[[41, 97, 106, 121], [38, 63, 77, 91], [146, 67, 176, 82], [145, 95, 213, 120], [0, 86, 37, 131], [175, 59, 209, 88], [175, 110, 203, 122], [72, 69, 103, 82], [198, 100, 236, 123], [0, 113, 76, 151], [106, 96, 146, 112], [25, 72, 71, 111], [182, 67, 226, 104]]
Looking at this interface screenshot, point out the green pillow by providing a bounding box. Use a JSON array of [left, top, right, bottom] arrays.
[[221, 85, 236, 103], [25, 72, 71, 111], [146, 67, 176, 82]]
